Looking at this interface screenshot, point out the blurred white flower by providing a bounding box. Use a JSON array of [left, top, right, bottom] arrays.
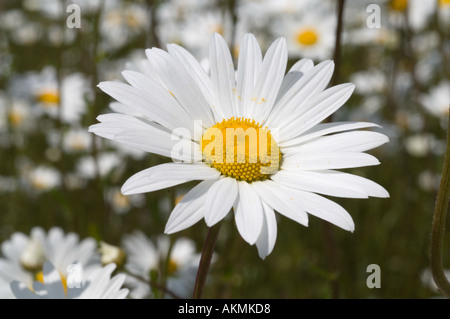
[[26, 166, 61, 191], [98, 242, 126, 266], [404, 134, 435, 157], [62, 128, 93, 153], [350, 69, 387, 95], [100, 2, 149, 50], [0, 227, 101, 299], [76, 152, 122, 180], [279, 12, 335, 60], [421, 268, 450, 294], [420, 81, 450, 120], [418, 170, 441, 192], [29, 68, 89, 124], [121, 232, 201, 299], [105, 187, 145, 215], [10, 262, 128, 299]]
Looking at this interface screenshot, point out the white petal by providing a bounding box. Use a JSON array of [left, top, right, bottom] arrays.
[[164, 180, 217, 234], [145, 48, 215, 126], [271, 170, 368, 198], [10, 281, 38, 299], [250, 37, 288, 122], [267, 60, 334, 128], [255, 201, 277, 259], [252, 181, 309, 227], [237, 33, 263, 118], [203, 178, 238, 226], [42, 262, 65, 299], [279, 83, 355, 142], [280, 121, 380, 148], [233, 182, 264, 245], [294, 189, 355, 232], [97, 81, 193, 132], [121, 163, 220, 195], [275, 58, 314, 104], [89, 113, 201, 162], [283, 131, 389, 156], [167, 44, 218, 118], [209, 33, 237, 119], [281, 152, 381, 171]]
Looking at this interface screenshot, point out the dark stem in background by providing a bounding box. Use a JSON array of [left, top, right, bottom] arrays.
[[126, 271, 181, 299], [193, 221, 222, 299], [431, 111, 450, 298], [146, 0, 161, 48], [321, 0, 346, 299], [87, 0, 109, 240], [330, 0, 346, 87], [227, 0, 238, 59]]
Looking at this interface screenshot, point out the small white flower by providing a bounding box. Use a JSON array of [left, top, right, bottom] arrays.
[[420, 81, 450, 120], [99, 242, 126, 266], [10, 262, 128, 299], [76, 152, 122, 180], [105, 187, 145, 215], [28, 67, 89, 124], [121, 232, 200, 299], [62, 128, 92, 153], [0, 227, 101, 299], [350, 70, 387, 95], [280, 13, 336, 60], [27, 166, 61, 191]]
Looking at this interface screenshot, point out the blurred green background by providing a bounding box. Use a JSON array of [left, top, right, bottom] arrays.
[[0, 0, 449, 298]]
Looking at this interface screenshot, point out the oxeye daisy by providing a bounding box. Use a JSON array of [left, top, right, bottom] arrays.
[[10, 262, 129, 299], [0, 227, 101, 298], [89, 33, 389, 259]]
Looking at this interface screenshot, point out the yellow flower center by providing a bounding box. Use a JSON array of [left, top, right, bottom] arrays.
[[167, 259, 178, 276], [389, 0, 408, 12], [440, 0, 450, 6], [8, 110, 24, 127], [35, 270, 68, 295], [295, 28, 319, 46], [37, 90, 60, 107], [201, 117, 281, 182]]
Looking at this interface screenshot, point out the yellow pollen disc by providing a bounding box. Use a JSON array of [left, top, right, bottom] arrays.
[[389, 0, 408, 11], [440, 0, 450, 6], [201, 117, 281, 182], [295, 28, 319, 46], [35, 270, 68, 295], [37, 90, 60, 106]]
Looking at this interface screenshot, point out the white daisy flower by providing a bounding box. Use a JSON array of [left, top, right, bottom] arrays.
[[89, 33, 389, 259], [76, 152, 122, 180], [420, 81, 450, 120], [62, 128, 92, 153], [0, 227, 101, 299], [26, 165, 61, 192], [275, 8, 336, 60], [100, 2, 149, 50], [105, 187, 145, 215], [10, 262, 128, 299], [121, 232, 200, 299], [28, 67, 89, 124]]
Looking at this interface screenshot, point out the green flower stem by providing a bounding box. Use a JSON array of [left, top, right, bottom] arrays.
[[431, 111, 450, 298], [193, 222, 222, 299]]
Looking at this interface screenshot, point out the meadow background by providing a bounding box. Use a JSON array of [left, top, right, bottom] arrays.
[[0, 0, 449, 298]]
